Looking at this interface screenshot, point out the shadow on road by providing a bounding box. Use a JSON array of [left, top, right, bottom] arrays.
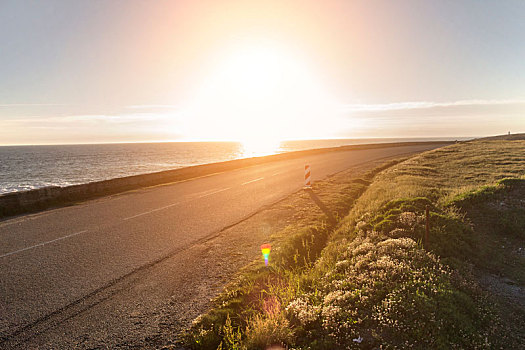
[[305, 188, 336, 224]]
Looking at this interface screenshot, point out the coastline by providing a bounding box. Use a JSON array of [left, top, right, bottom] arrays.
[[0, 141, 453, 219]]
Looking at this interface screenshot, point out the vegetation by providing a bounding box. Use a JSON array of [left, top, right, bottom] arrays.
[[183, 140, 525, 349]]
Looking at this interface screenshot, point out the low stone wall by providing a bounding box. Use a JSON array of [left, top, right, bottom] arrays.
[[0, 141, 452, 219]]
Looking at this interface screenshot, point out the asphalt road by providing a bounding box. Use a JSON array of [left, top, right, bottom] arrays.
[[0, 143, 448, 347]]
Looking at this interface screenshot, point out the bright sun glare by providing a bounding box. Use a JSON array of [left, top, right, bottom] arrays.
[[181, 44, 340, 154]]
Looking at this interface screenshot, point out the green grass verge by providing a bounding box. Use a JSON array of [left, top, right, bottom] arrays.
[[183, 140, 525, 349]]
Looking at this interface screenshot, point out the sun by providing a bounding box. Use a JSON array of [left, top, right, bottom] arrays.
[[180, 43, 340, 148]]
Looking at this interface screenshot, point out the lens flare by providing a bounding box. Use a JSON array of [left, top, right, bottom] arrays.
[[261, 243, 271, 266]]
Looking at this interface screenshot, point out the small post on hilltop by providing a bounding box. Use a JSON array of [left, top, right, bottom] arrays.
[[425, 205, 430, 248], [304, 164, 312, 189]]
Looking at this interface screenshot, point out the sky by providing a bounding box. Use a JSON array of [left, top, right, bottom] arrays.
[[0, 0, 524, 145]]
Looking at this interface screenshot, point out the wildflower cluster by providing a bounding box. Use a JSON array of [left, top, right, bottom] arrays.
[[285, 235, 491, 348]]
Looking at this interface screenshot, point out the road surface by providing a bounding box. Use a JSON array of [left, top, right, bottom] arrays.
[[0, 143, 448, 348]]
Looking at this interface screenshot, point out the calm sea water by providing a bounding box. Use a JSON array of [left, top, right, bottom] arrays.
[[0, 138, 462, 194]]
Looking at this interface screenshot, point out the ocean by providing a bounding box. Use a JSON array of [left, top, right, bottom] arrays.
[[0, 138, 464, 194]]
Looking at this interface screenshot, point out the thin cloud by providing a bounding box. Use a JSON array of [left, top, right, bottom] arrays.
[[126, 104, 180, 109], [1, 113, 178, 125], [341, 99, 525, 113], [0, 103, 66, 107]]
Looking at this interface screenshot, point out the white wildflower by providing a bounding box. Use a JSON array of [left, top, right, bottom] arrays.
[[353, 336, 363, 343]]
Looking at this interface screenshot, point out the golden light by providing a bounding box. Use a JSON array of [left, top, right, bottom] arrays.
[[180, 42, 341, 150], [240, 137, 282, 157]]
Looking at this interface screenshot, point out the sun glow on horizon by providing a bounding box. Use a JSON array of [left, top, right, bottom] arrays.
[[240, 137, 282, 158], [179, 43, 343, 148]]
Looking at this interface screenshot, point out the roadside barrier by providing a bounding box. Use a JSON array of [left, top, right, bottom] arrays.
[[304, 164, 312, 188]]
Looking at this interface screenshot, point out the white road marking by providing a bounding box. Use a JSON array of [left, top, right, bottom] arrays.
[[191, 187, 224, 198], [241, 177, 264, 185], [197, 187, 231, 198], [271, 171, 285, 176], [123, 202, 181, 221], [124, 186, 232, 220], [0, 230, 88, 259]]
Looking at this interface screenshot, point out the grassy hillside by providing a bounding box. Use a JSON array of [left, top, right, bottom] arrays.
[[478, 132, 525, 141], [183, 140, 525, 349]]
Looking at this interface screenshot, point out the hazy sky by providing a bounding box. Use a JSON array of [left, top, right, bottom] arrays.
[[1, 0, 524, 145]]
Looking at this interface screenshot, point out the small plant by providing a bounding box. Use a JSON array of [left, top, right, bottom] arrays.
[[218, 315, 243, 350], [244, 309, 294, 349]]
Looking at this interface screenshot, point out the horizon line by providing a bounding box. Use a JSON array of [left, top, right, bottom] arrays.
[[0, 135, 481, 147]]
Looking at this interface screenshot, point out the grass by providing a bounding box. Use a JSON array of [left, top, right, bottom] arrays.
[[182, 140, 525, 349]]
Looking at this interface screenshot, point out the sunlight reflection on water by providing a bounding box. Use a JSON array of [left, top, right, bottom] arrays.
[[240, 139, 282, 158]]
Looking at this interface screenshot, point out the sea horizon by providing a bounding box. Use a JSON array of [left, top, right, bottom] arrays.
[[0, 137, 472, 195], [0, 135, 476, 148]]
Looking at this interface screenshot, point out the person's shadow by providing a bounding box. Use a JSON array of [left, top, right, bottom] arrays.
[[304, 188, 336, 224]]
